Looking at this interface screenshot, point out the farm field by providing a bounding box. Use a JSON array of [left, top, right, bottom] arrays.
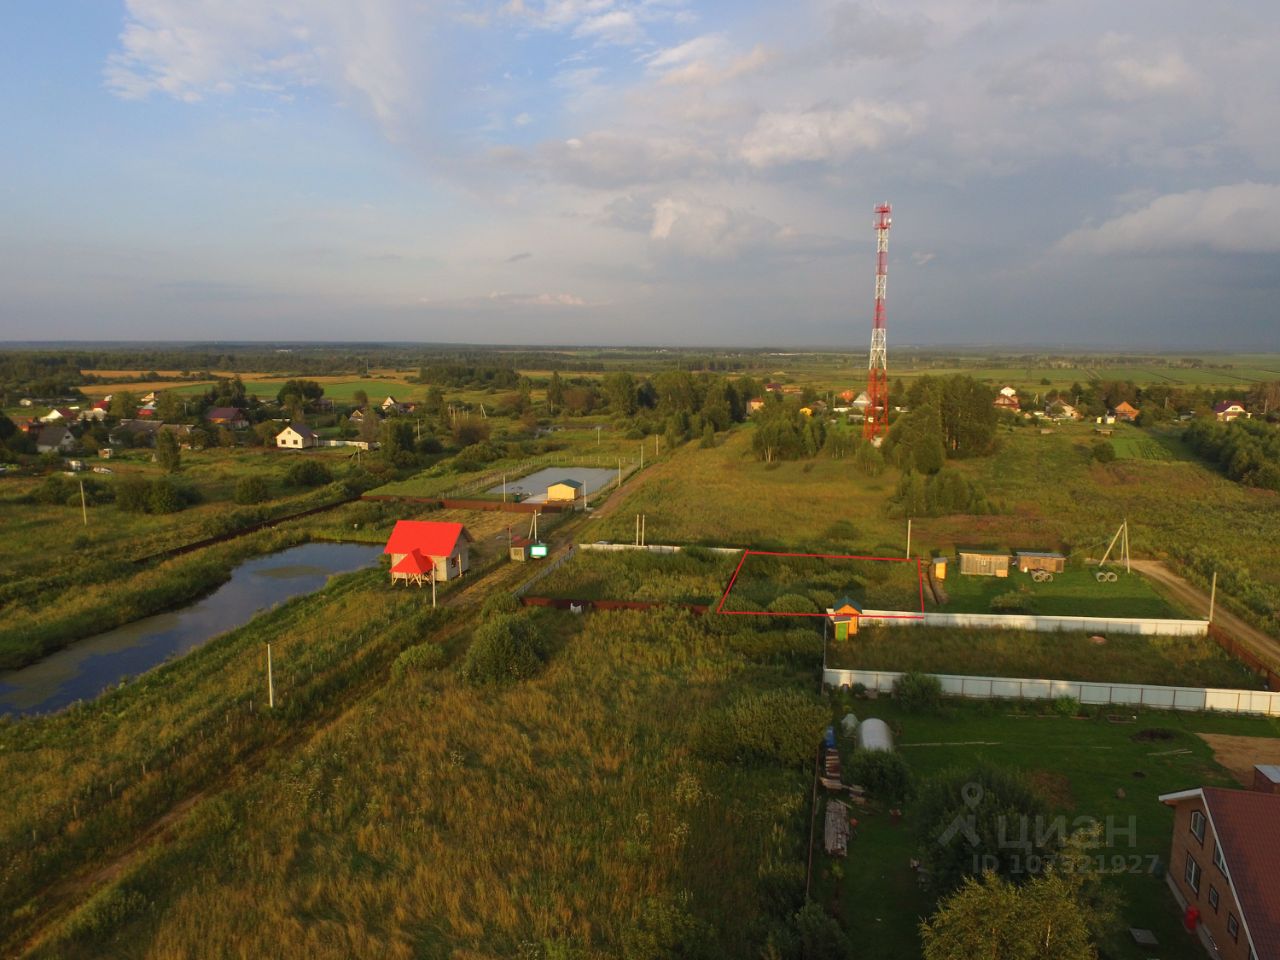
[[938, 565, 1185, 618], [77, 374, 419, 402], [814, 695, 1280, 960], [824, 624, 1260, 689]]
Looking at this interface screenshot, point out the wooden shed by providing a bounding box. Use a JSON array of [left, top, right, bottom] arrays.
[[1015, 551, 1066, 574], [546, 479, 583, 502], [828, 596, 862, 640], [509, 536, 532, 562], [1254, 765, 1280, 795], [958, 551, 1010, 578]]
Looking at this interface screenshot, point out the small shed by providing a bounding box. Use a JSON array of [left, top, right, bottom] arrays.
[[856, 718, 893, 753], [509, 536, 532, 562], [828, 596, 862, 640], [932, 557, 948, 581], [546, 479, 583, 502], [1254, 765, 1280, 795], [958, 551, 1010, 578], [1016, 551, 1066, 574]]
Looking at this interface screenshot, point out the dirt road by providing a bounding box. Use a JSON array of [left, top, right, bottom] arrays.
[[1130, 559, 1280, 670]]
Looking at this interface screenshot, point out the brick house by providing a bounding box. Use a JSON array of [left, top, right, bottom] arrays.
[[1158, 786, 1280, 960]]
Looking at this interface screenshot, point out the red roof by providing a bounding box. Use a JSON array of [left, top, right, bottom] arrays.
[[1203, 787, 1280, 958], [384, 520, 469, 559], [92, 400, 110, 410], [390, 549, 434, 575]]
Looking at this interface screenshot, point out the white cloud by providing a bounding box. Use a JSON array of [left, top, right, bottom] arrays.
[[574, 9, 642, 44], [1057, 183, 1280, 255], [740, 101, 919, 168], [646, 195, 844, 261], [104, 0, 415, 133]]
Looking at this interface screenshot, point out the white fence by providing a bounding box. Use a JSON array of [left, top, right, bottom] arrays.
[[823, 667, 1280, 717], [858, 609, 1209, 638], [577, 543, 743, 556]]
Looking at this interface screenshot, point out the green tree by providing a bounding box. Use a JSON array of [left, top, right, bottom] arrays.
[[622, 897, 720, 960], [276, 379, 323, 407], [156, 391, 185, 422], [284, 460, 332, 487], [155, 430, 181, 473], [459, 613, 544, 685], [109, 391, 137, 419], [1092, 440, 1116, 463], [792, 902, 851, 960], [547, 372, 566, 412], [147, 477, 183, 513], [915, 764, 1054, 892], [352, 388, 369, 408]]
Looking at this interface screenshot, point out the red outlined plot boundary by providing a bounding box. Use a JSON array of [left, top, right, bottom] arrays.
[[715, 549, 927, 620]]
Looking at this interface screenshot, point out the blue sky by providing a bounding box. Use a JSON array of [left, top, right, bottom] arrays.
[[1, 0, 1279, 348]]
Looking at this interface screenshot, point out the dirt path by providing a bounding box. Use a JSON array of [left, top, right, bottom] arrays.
[[1130, 559, 1280, 670], [1197, 733, 1280, 785]]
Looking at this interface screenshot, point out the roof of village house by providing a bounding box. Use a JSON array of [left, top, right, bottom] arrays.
[[205, 406, 244, 421], [1214, 400, 1245, 413], [384, 520, 471, 559], [92, 400, 110, 410], [390, 549, 434, 575], [1016, 550, 1065, 559], [1159, 787, 1280, 959], [113, 418, 163, 434], [832, 596, 863, 614], [37, 424, 70, 446], [1114, 400, 1139, 414], [550, 478, 583, 489], [281, 422, 318, 439]]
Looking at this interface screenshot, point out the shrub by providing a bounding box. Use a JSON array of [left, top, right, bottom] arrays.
[[459, 613, 544, 685], [33, 475, 72, 505], [284, 460, 332, 487], [1052, 695, 1080, 718], [895, 671, 943, 713], [480, 592, 521, 618], [1092, 439, 1116, 463], [848, 750, 914, 803], [147, 477, 184, 514], [234, 476, 271, 505], [767, 593, 818, 614], [391, 642, 447, 679], [115, 475, 150, 513], [622, 897, 719, 960], [989, 590, 1032, 614], [700, 689, 827, 767]]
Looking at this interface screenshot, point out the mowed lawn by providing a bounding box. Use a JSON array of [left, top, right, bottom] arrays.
[[814, 696, 1280, 960], [939, 566, 1185, 618], [583, 427, 906, 552]]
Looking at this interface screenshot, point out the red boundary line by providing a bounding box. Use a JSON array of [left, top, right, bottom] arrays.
[[715, 549, 928, 619]]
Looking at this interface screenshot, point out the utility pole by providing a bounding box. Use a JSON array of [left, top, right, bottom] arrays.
[[641, 513, 646, 547], [502, 473, 507, 503], [617, 458, 622, 489], [431, 570, 437, 608], [905, 518, 912, 558], [1209, 570, 1217, 623], [266, 643, 275, 709], [596, 425, 602, 446], [78, 479, 87, 527], [640, 444, 644, 470]]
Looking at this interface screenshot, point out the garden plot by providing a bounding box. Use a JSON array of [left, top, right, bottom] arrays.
[[486, 466, 619, 502], [720, 552, 924, 616], [532, 548, 740, 605]]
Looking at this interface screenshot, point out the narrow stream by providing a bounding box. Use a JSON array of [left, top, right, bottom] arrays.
[[0, 541, 383, 717]]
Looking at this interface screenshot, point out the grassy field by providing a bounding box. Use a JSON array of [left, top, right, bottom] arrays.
[[939, 566, 1184, 618], [582, 427, 905, 552], [825, 625, 1261, 689], [533, 548, 740, 605], [725, 552, 924, 613], [814, 695, 1280, 960], [7, 608, 820, 958]]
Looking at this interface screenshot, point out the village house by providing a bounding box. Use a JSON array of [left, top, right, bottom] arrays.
[[1114, 400, 1140, 422], [1215, 401, 1249, 422], [380, 396, 417, 415], [205, 406, 248, 429], [275, 423, 319, 450], [747, 397, 766, 414], [852, 391, 872, 410], [110, 419, 164, 446], [36, 424, 77, 455], [1015, 551, 1065, 574], [1157, 785, 1280, 960], [349, 407, 381, 426], [994, 389, 1020, 412], [39, 407, 77, 424], [1048, 400, 1082, 421], [384, 520, 472, 584]]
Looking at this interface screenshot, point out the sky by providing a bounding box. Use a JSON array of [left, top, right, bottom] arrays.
[[1, 0, 1279, 349]]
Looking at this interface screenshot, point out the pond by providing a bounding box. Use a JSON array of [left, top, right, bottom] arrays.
[[0, 541, 383, 717]]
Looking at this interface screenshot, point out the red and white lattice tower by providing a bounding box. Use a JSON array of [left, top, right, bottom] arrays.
[[863, 202, 892, 443]]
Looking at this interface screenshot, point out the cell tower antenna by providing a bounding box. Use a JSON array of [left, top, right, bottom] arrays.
[[863, 202, 892, 443]]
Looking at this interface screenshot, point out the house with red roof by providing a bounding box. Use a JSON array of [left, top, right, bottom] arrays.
[[1114, 400, 1140, 422], [205, 406, 248, 428], [1158, 785, 1280, 960], [384, 520, 473, 584]]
